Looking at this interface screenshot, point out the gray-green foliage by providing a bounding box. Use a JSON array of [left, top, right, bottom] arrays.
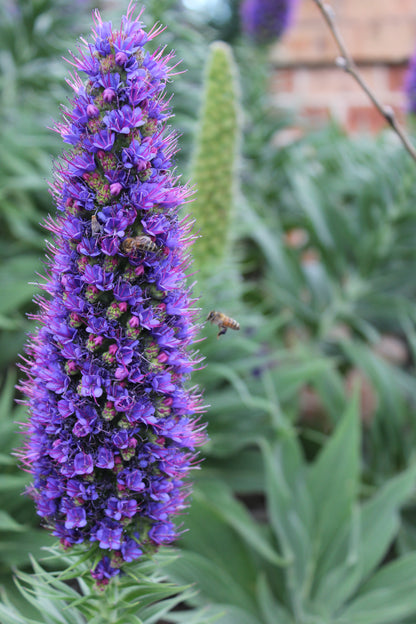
[[0, 370, 55, 607], [0, 547, 215, 624], [238, 124, 416, 478], [167, 400, 416, 624], [0, 0, 93, 369], [190, 41, 241, 279], [169, 116, 416, 618]]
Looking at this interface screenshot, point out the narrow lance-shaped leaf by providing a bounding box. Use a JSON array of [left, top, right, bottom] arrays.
[[335, 552, 416, 624], [0, 548, 201, 624], [307, 393, 360, 562], [261, 433, 314, 611], [314, 463, 416, 612]]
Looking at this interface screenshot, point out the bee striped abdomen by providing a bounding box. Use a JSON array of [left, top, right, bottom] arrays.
[[122, 235, 157, 254], [207, 310, 240, 337]]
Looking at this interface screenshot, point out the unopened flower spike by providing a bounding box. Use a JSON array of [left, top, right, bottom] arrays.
[[190, 41, 241, 281], [18, 3, 206, 585]]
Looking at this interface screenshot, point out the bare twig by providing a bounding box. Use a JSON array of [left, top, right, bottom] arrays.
[[312, 0, 416, 163]]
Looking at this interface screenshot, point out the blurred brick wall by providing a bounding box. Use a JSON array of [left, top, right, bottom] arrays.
[[269, 0, 416, 132]]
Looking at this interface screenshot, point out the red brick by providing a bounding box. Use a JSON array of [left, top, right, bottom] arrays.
[[387, 64, 408, 91], [303, 66, 382, 97], [336, 0, 416, 20], [346, 105, 388, 132], [269, 0, 414, 133], [271, 0, 416, 65], [269, 69, 295, 93], [300, 106, 331, 127]]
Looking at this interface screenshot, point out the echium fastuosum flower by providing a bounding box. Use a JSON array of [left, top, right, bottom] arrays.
[[18, 3, 206, 584], [240, 0, 298, 43]]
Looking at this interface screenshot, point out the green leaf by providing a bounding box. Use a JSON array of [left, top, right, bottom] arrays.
[[335, 552, 416, 623], [339, 339, 408, 419], [0, 475, 28, 493], [308, 394, 360, 560], [195, 480, 286, 566], [256, 574, 293, 624], [0, 529, 54, 567], [0, 315, 22, 330], [174, 491, 259, 607], [0, 601, 40, 624], [198, 448, 264, 493], [0, 368, 17, 421], [165, 604, 261, 624], [270, 357, 332, 403], [138, 589, 198, 624], [0, 511, 25, 532], [315, 463, 416, 612], [0, 453, 15, 466], [166, 551, 257, 617], [291, 172, 334, 249], [261, 432, 314, 599], [0, 256, 42, 315]]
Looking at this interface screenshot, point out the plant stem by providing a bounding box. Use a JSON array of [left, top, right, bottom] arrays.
[[312, 0, 416, 164]]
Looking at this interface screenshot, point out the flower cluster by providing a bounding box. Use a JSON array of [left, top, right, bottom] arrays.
[[240, 0, 298, 43], [19, 4, 205, 584]]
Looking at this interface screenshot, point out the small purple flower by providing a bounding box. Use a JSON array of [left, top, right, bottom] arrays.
[[19, 5, 205, 584], [65, 507, 88, 529], [78, 373, 103, 398], [91, 557, 120, 584], [73, 452, 94, 475], [66, 151, 96, 176], [37, 498, 58, 517], [110, 182, 123, 196], [96, 446, 115, 469], [103, 106, 145, 134], [105, 497, 138, 520], [86, 129, 116, 152], [121, 538, 143, 562], [121, 469, 146, 493], [148, 521, 176, 545], [45, 477, 64, 499], [240, 0, 298, 43], [96, 524, 123, 550]]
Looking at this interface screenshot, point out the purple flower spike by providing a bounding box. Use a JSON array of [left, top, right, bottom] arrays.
[[18, 3, 206, 584], [240, 0, 298, 43]]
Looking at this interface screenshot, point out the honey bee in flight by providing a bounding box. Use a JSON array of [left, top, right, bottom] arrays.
[[207, 310, 240, 338], [122, 235, 157, 254], [91, 214, 102, 237]]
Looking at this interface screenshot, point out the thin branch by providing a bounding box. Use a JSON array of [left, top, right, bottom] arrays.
[[312, 0, 416, 163]]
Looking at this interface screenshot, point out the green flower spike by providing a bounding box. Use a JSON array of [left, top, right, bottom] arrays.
[[191, 41, 241, 281]]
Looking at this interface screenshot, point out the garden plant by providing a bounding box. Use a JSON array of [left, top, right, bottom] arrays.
[[2, 1, 416, 623]]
